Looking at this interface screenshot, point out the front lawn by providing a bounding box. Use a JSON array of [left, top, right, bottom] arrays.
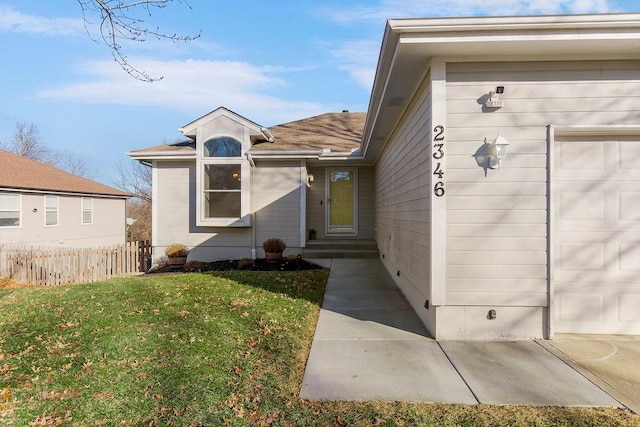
[[1, 271, 638, 426]]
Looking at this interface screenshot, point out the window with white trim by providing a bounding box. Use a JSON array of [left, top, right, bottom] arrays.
[[0, 193, 21, 227], [45, 195, 59, 226], [81, 198, 93, 224], [197, 136, 250, 226]]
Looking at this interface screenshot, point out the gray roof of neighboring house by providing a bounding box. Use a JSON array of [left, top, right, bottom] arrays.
[[127, 111, 366, 157], [0, 149, 130, 197]]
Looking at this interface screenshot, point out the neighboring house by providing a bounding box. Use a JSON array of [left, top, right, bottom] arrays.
[[0, 150, 129, 247], [129, 13, 640, 340]]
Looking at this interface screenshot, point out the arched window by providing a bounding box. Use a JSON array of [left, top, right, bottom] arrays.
[[198, 135, 247, 224], [203, 136, 242, 157]]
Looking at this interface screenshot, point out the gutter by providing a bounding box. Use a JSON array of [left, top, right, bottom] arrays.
[[260, 127, 275, 142]]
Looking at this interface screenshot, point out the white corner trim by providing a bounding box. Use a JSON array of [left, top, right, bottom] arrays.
[[300, 161, 306, 248], [429, 59, 447, 307]]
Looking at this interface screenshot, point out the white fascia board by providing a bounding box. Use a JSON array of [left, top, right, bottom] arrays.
[[550, 124, 640, 136], [388, 13, 640, 33], [0, 187, 129, 199], [126, 151, 196, 161], [248, 151, 321, 159]]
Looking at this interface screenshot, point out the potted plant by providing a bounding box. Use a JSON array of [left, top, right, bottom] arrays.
[[263, 238, 286, 263], [165, 243, 189, 268]]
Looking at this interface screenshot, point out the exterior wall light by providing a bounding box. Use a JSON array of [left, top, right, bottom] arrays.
[[487, 133, 509, 169]]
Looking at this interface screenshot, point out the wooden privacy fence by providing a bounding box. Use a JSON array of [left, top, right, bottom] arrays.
[[0, 241, 151, 286]]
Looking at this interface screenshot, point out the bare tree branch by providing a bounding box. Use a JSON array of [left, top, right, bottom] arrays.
[[76, 0, 201, 82], [1, 121, 94, 178], [112, 159, 152, 203], [2, 121, 58, 166]]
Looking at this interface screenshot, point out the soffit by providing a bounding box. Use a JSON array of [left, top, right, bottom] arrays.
[[362, 13, 640, 162]]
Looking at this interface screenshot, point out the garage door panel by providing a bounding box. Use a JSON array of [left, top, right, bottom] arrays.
[[557, 291, 603, 322], [619, 293, 640, 323], [554, 137, 640, 334], [557, 141, 604, 170], [557, 191, 604, 222], [619, 141, 640, 170], [620, 192, 640, 220], [619, 242, 640, 271], [558, 242, 604, 271]]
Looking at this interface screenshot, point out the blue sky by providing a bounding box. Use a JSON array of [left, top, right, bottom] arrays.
[[1, 0, 639, 185]]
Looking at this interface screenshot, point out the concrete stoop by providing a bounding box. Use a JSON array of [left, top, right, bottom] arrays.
[[302, 239, 379, 259]]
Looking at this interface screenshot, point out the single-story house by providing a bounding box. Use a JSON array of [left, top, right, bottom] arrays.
[[128, 13, 640, 340], [0, 149, 129, 247]]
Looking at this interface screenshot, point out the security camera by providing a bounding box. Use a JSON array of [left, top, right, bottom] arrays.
[[496, 86, 505, 94]]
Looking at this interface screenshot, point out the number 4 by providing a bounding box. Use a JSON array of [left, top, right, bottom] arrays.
[[433, 162, 444, 179]]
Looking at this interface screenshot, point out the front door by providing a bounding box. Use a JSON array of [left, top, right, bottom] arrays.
[[326, 168, 357, 235]]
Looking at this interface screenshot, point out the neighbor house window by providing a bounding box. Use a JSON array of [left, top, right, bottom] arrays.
[[81, 198, 93, 224], [45, 195, 59, 226], [197, 136, 250, 226], [0, 193, 21, 227]]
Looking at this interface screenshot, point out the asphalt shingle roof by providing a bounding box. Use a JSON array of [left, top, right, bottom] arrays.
[[252, 112, 366, 152], [0, 150, 130, 197], [128, 111, 366, 156]]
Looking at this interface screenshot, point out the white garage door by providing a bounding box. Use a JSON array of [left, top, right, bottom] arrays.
[[554, 135, 640, 334]]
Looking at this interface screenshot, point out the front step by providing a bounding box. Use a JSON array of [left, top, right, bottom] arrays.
[[302, 239, 379, 259]]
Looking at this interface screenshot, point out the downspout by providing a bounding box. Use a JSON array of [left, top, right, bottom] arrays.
[[246, 152, 257, 259]]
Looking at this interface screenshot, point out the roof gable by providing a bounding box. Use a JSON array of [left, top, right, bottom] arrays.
[[179, 107, 264, 138], [0, 150, 129, 197]]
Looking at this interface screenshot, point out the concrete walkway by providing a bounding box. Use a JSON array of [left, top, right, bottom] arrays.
[[300, 259, 624, 408]]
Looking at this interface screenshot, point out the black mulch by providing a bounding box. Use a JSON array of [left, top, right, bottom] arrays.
[[149, 256, 325, 274]]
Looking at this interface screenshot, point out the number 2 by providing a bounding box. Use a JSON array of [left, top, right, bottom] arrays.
[[433, 125, 445, 141]]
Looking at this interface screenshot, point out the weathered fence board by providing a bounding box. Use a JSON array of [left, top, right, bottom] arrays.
[[0, 241, 148, 286]]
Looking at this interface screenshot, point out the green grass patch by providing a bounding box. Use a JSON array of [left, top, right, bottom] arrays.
[[1, 271, 638, 426]]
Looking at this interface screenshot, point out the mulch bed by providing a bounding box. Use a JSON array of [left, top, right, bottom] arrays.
[[150, 257, 326, 274]]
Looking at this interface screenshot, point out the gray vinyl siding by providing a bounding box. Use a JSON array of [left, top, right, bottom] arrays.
[[375, 75, 432, 314], [253, 161, 302, 255], [306, 166, 375, 240], [154, 160, 252, 260], [0, 191, 125, 247], [357, 167, 375, 239], [306, 167, 326, 239], [445, 60, 640, 307]]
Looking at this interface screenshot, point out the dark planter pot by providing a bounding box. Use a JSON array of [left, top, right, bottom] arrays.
[[265, 252, 283, 263], [168, 256, 187, 269]]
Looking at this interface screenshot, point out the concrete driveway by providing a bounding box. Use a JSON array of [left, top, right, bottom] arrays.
[[301, 259, 638, 411], [539, 335, 640, 413]]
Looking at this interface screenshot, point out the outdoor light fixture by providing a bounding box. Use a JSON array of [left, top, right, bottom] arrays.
[[487, 133, 509, 169], [485, 86, 505, 108]]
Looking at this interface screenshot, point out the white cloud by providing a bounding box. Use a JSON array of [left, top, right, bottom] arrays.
[[323, 0, 613, 23], [322, 39, 380, 91], [34, 58, 335, 125], [0, 4, 84, 36]]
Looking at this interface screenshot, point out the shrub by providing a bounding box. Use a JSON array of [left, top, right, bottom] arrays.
[[184, 261, 205, 272], [263, 238, 286, 253], [165, 243, 189, 258], [237, 258, 255, 270]]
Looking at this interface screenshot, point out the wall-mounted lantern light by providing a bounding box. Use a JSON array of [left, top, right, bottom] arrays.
[[487, 133, 509, 169]]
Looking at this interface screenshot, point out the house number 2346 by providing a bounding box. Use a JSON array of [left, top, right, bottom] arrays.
[[432, 125, 445, 197]]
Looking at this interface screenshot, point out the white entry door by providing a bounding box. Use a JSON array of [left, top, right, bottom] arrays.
[[326, 168, 357, 235], [554, 135, 640, 334]]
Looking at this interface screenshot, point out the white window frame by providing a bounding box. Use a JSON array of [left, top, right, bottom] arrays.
[[0, 193, 21, 228], [196, 135, 251, 227], [44, 195, 59, 226], [81, 197, 93, 225]]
